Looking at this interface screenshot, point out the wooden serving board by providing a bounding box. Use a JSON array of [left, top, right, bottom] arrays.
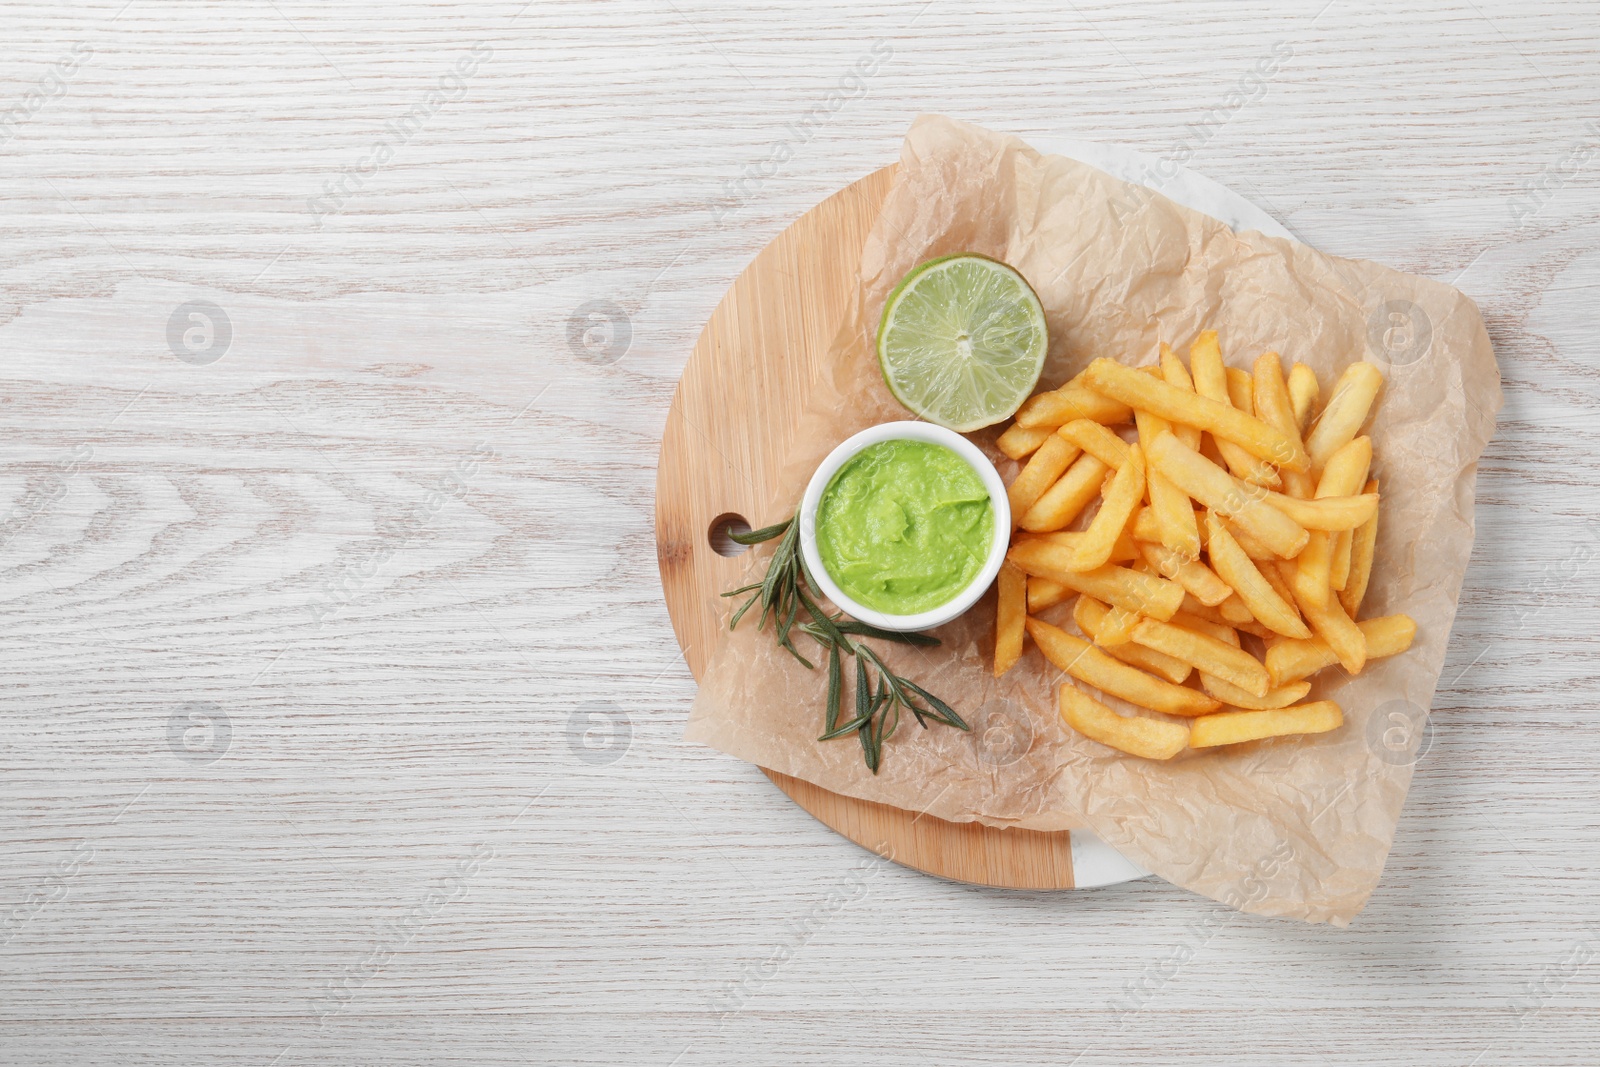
[[655, 165, 1077, 889]]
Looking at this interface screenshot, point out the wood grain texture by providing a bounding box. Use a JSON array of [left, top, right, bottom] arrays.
[[0, 1, 1598, 1064], [657, 163, 1079, 889]]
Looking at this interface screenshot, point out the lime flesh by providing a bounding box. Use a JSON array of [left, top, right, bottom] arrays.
[[875, 253, 1048, 433]]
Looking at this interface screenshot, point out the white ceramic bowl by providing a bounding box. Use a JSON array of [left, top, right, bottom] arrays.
[[798, 421, 1011, 632]]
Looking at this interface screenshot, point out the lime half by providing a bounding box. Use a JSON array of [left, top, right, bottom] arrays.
[[875, 253, 1048, 432]]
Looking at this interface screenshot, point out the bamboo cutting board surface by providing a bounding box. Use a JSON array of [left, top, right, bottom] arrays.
[[654, 164, 1077, 890]]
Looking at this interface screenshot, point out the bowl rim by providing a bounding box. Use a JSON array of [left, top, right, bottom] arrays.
[[798, 420, 1012, 633]]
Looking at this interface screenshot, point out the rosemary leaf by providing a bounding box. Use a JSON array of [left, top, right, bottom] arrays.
[[729, 518, 792, 546], [830, 618, 941, 647], [825, 641, 842, 734]]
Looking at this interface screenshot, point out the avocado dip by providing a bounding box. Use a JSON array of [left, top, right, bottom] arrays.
[[815, 438, 995, 616]]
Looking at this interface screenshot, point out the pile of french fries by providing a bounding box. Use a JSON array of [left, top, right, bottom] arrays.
[[992, 331, 1416, 759]]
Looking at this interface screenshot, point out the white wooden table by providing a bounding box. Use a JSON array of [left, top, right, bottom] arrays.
[[0, 2, 1596, 1063]]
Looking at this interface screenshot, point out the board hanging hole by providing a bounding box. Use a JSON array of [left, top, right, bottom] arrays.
[[708, 513, 752, 557]]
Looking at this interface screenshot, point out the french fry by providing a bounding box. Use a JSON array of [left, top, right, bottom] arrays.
[[1279, 560, 1367, 673], [1146, 432, 1310, 558], [1312, 435, 1376, 601], [1265, 614, 1416, 686], [1250, 352, 1315, 499], [1031, 529, 1139, 564], [1006, 434, 1082, 522], [1258, 549, 1299, 606], [1179, 596, 1233, 629], [1158, 343, 1204, 449], [1059, 683, 1191, 759], [994, 561, 1026, 677], [1221, 601, 1274, 637], [1305, 362, 1384, 472], [1073, 445, 1145, 570], [1139, 541, 1232, 606], [1057, 418, 1131, 468], [1330, 529, 1354, 591], [1028, 619, 1220, 717], [1288, 362, 1320, 430], [1027, 575, 1071, 614], [1131, 506, 1163, 544], [1131, 617, 1271, 697], [1016, 386, 1133, 430], [1199, 674, 1313, 710], [1094, 606, 1140, 646], [1006, 541, 1186, 620], [1263, 491, 1379, 531], [1225, 366, 1256, 410], [1189, 331, 1281, 487], [1169, 610, 1240, 647], [1292, 532, 1335, 609], [1019, 453, 1109, 532], [1188, 701, 1343, 748], [1319, 436, 1374, 497], [997, 423, 1055, 461], [1081, 357, 1310, 471], [1075, 596, 1192, 683], [1204, 511, 1312, 639], [1135, 406, 1202, 560], [1340, 478, 1380, 617], [1221, 514, 1279, 559]]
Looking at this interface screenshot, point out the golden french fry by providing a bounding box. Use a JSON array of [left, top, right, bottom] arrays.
[[1190, 331, 1282, 487], [1157, 343, 1204, 450], [1139, 541, 1232, 606], [1189, 701, 1343, 748], [1146, 432, 1310, 558], [1028, 618, 1220, 717], [1305, 362, 1384, 472], [1265, 614, 1416, 686], [1019, 453, 1108, 532], [1304, 438, 1372, 597], [1292, 531, 1334, 609], [1075, 596, 1192, 683], [997, 423, 1054, 461], [1288, 362, 1320, 430], [1259, 550, 1299, 607], [1082, 358, 1309, 470], [1057, 418, 1131, 468], [1319, 436, 1373, 497], [994, 561, 1026, 677], [1032, 529, 1139, 564], [1279, 560, 1367, 673], [1059, 683, 1191, 759], [1016, 386, 1133, 430], [1131, 506, 1162, 543], [1251, 352, 1315, 499], [1264, 491, 1379, 531], [1169, 610, 1239, 647], [1006, 434, 1082, 522], [1007, 541, 1186, 620], [1199, 674, 1313, 710], [1073, 445, 1145, 570], [1131, 616, 1271, 697], [1026, 575, 1071, 614], [1095, 605, 1140, 646], [1178, 595, 1228, 626], [1340, 478, 1380, 617], [1220, 599, 1273, 637], [1219, 514, 1278, 559], [1330, 529, 1354, 591], [1135, 407, 1202, 560], [1204, 512, 1311, 639]]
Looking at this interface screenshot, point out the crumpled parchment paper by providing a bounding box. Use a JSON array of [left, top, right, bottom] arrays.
[[684, 114, 1500, 924]]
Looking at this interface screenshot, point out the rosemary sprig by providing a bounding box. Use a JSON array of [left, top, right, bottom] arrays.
[[719, 514, 969, 773]]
